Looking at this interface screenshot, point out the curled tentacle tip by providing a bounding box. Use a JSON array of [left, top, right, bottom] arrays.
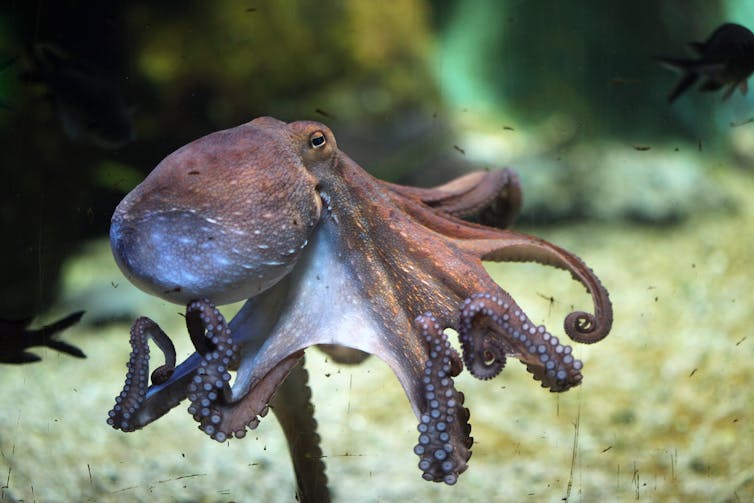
[[564, 311, 611, 344], [458, 293, 509, 380]]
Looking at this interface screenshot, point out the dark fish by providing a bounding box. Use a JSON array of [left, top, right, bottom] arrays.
[[0, 311, 85, 364], [658, 23, 754, 102], [24, 43, 134, 149]]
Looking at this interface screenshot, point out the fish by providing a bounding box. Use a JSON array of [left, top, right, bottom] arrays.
[[24, 43, 134, 149], [0, 311, 86, 364], [658, 22, 754, 102]]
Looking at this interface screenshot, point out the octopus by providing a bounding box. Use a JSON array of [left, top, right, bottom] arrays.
[[107, 117, 612, 501]]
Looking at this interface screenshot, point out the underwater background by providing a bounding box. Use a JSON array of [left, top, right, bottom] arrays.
[[1, 1, 753, 501]]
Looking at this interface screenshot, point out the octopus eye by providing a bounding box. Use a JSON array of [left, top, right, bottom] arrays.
[[310, 131, 326, 149]]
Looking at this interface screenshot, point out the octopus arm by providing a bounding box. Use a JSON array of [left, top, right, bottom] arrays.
[[413, 314, 472, 485], [190, 350, 304, 442], [382, 191, 612, 344], [270, 357, 330, 503], [383, 169, 521, 228], [108, 317, 189, 431], [107, 285, 297, 432], [462, 232, 612, 344], [458, 291, 585, 392]]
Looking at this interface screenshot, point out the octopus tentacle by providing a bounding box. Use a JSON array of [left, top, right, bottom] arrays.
[[108, 317, 177, 431], [563, 308, 606, 344], [185, 299, 237, 441], [459, 292, 583, 392], [385, 185, 612, 345], [186, 304, 213, 355], [270, 357, 330, 503], [463, 235, 612, 345], [384, 168, 522, 229], [413, 314, 472, 485], [465, 233, 612, 345], [459, 325, 507, 381], [184, 298, 305, 442]]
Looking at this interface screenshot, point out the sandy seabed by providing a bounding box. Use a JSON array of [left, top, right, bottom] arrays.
[[2, 169, 753, 503]]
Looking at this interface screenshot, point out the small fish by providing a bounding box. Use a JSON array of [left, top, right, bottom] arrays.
[[0, 311, 85, 364], [658, 23, 754, 102], [24, 43, 134, 149]]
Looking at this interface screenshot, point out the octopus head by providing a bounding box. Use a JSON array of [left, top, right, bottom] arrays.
[[110, 117, 335, 304]]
